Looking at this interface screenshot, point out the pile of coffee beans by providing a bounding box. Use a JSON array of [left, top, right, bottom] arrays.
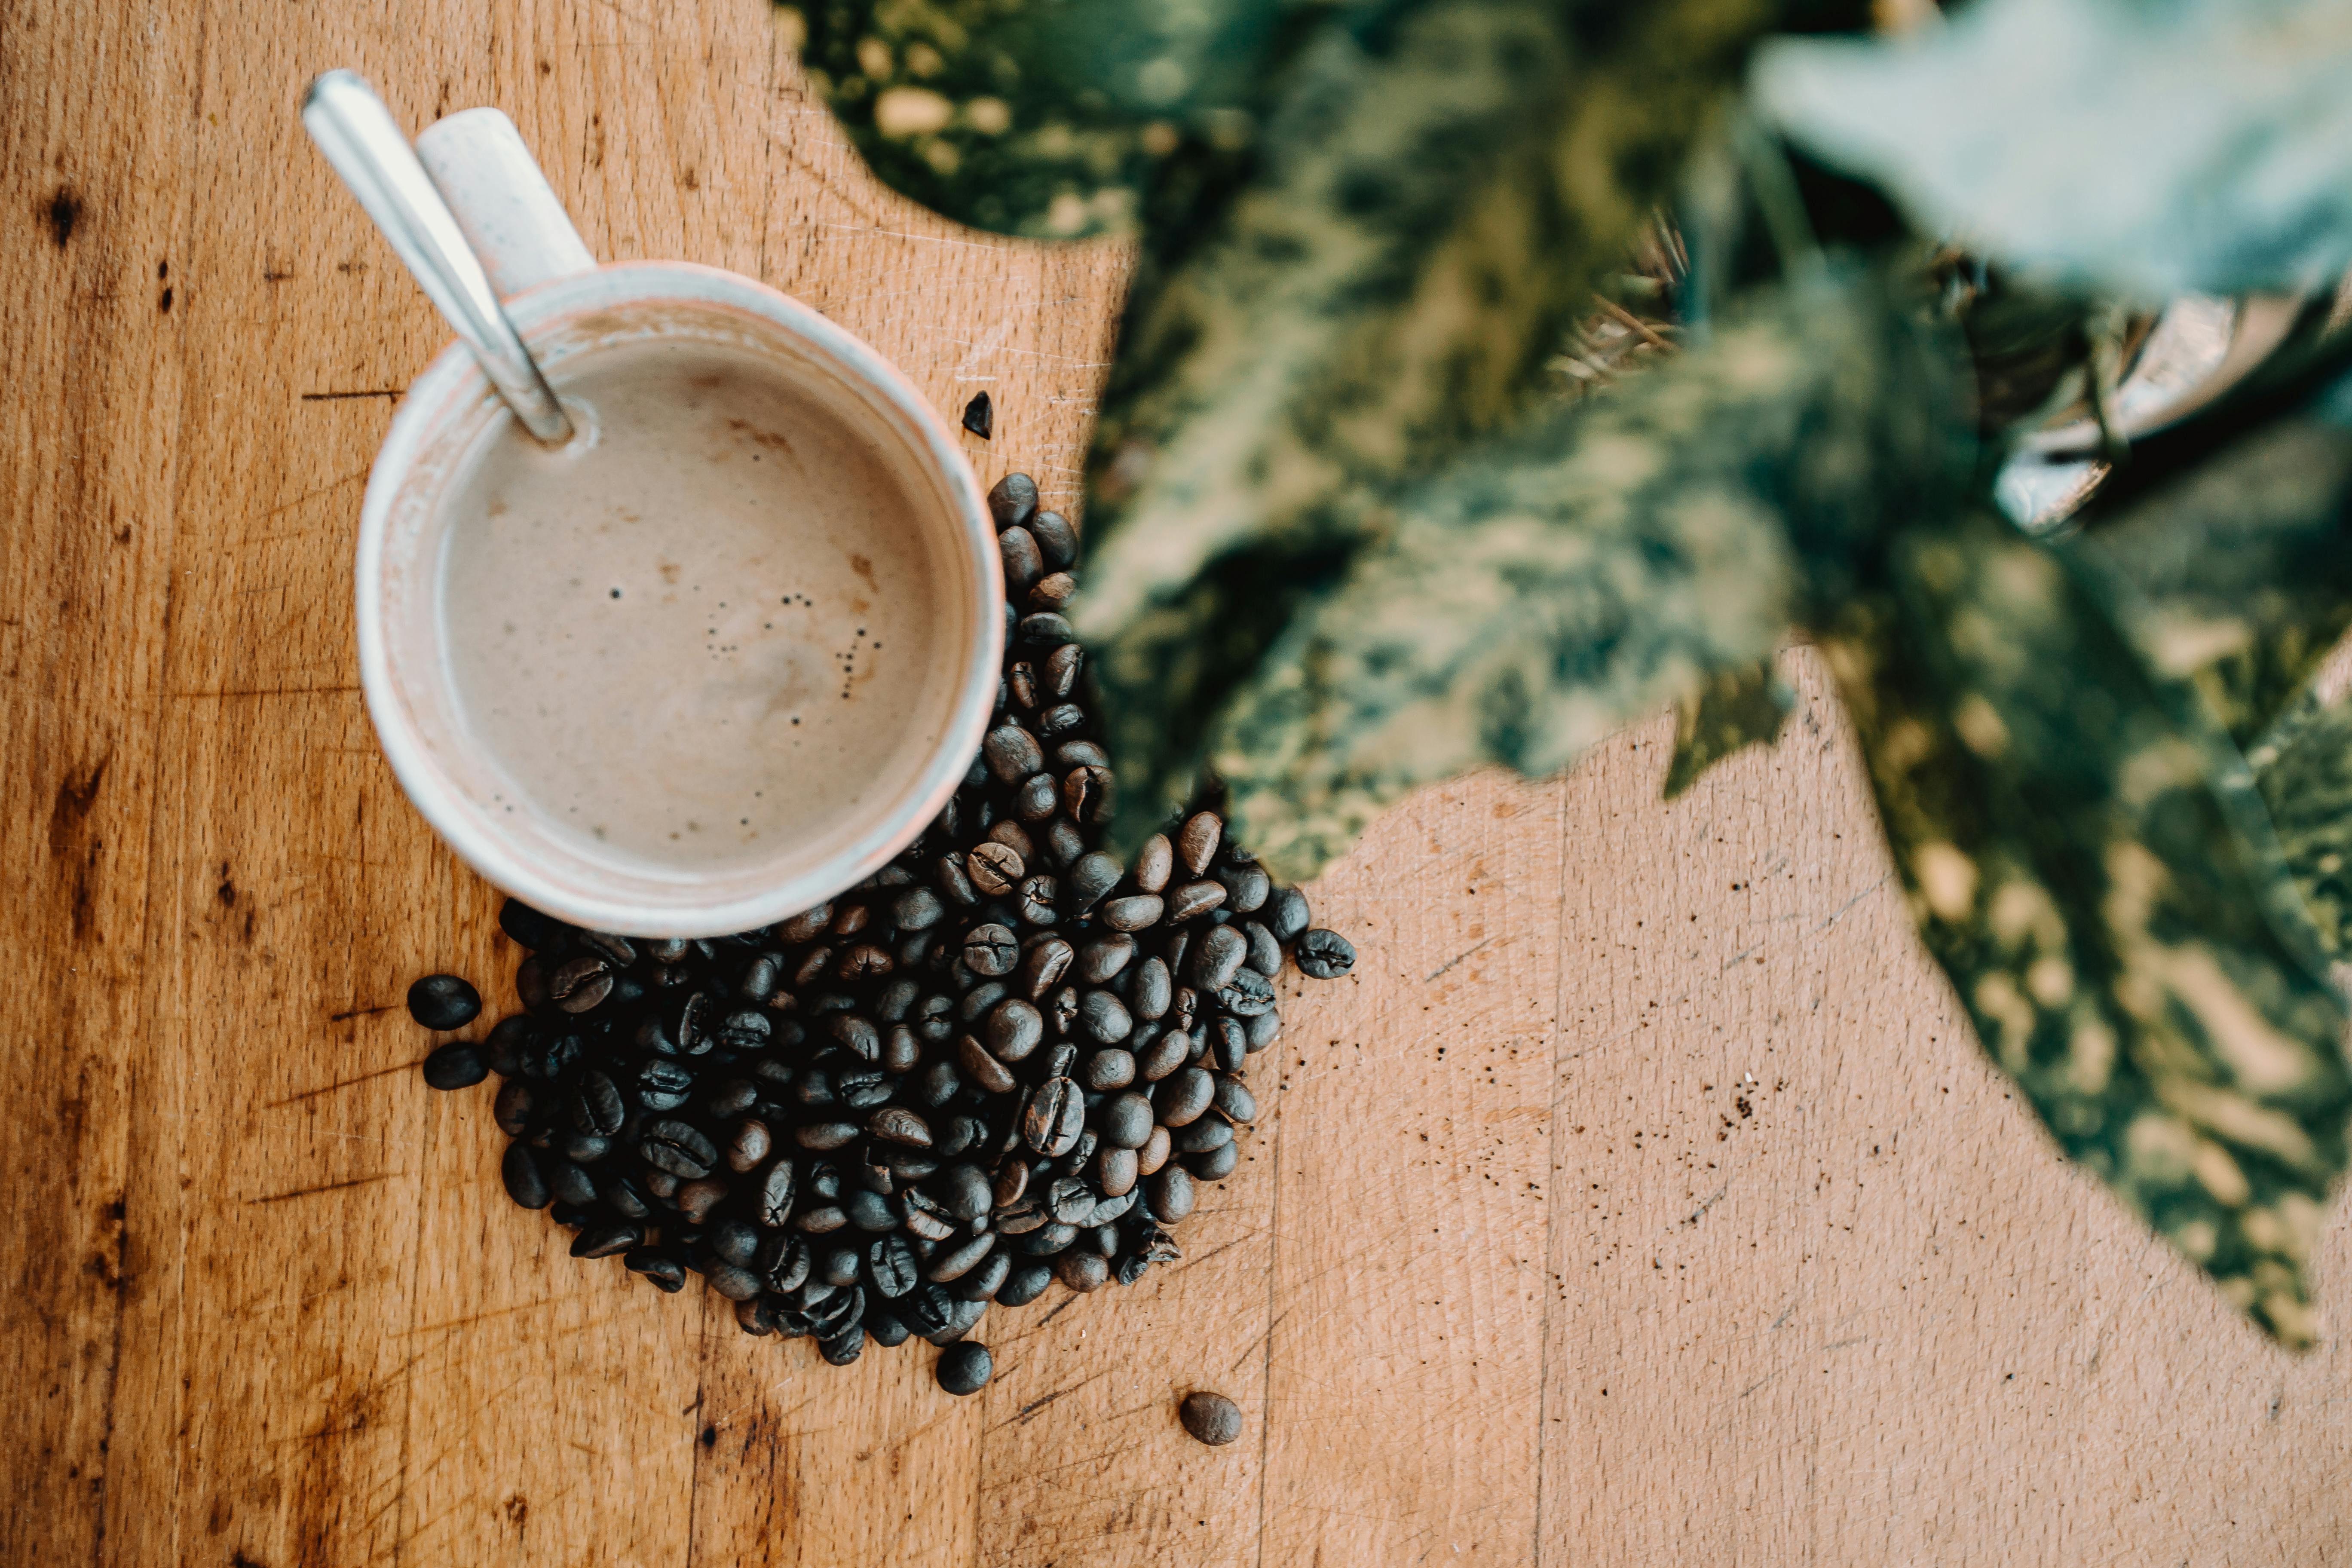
[[410, 472, 1354, 1397]]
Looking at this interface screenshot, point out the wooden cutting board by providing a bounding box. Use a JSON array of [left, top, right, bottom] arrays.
[[4, 2, 2344, 1563]]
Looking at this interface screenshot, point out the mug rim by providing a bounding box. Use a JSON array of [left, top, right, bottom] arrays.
[[356, 260, 1003, 937]]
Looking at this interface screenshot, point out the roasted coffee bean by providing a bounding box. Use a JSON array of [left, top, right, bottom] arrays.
[[866, 1305, 912, 1346], [999, 526, 1043, 595], [704, 1262, 763, 1302], [422, 1041, 488, 1090], [937, 851, 980, 906], [992, 1155, 1030, 1208], [1082, 1048, 1136, 1091], [956, 1035, 1017, 1096], [1054, 1250, 1109, 1292], [866, 1105, 931, 1148], [843, 1185, 900, 1233], [901, 1189, 959, 1242], [1149, 1165, 1197, 1222], [1021, 1077, 1085, 1156], [820, 1244, 862, 1286], [1077, 933, 1134, 984], [1014, 773, 1059, 822], [1187, 925, 1247, 991], [550, 1158, 598, 1209], [927, 1231, 996, 1283], [737, 953, 782, 1002], [1028, 508, 1077, 569], [1078, 989, 1133, 1044], [827, 1015, 881, 1063], [1296, 928, 1356, 979], [1173, 1117, 1233, 1155], [937, 1114, 988, 1157], [645, 1169, 681, 1199], [1066, 852, 1121, 913], [796, 1121, 863, 1152], [735, 1296, 778, 1336], [983, 725, 1044, 784], [636, 1058, 694, 1112], [968, 842, 1024, 896], [962, 922, 1019, 977], [1012, 1221, 1078, 1257], [869, 1234, 920, 1297], [1048, 988, 1081, 1038], [1187, 1141, 1241, 1180], [1053, 739, 1109, 771], [913, 1059, 962, 1108], [794, 1204, 850, 1235], [892, 886, 945, 933], [792, 946, 834, 988], [758, 1233, 811, 1292], [1014, 874, 1059, 925], [776, 904, 833, 943], [499, 898, 569, 951], [1042, 640, 1083, 700], [1213, 861, 1270, 914], [1176, 812, 1222, 876], [676, 1178, 729, 1224], [1213, 1075, 1258, 1124], [1061, 766, 1112, 824], [408, 973, 482, 1030], [996, 1262, 1052, 1306], [1015, 941, 1072, 1003], [562, 1130, 612, 1164], [1029, 571, 1076, 609], [569, 1069, 625, 1134], [706, 1077, 760, 1118], [953, 1250, 1012, 1302], [1100, 894, 1164, 932], [1208, 1017, 1249, 1073], [1166, 879, 1227, 924], [1179, 1390, 1243, 1446], [1096, 1091, 1153, 1149], [1130, 958, 1173, 1022], [1137, 1029, 1189, 1083], [548, 955, 614, 1013], [971, 1004, 1035, 1069], [1017, 612, 1075, 651], [1263, 885, 1310, 942], [1243, 920, 1283, 977], [1216, 968, 1277, 1017], [1042, 816, 1086, 870], [571, 1222, 644, 1260], [515, 956, 554, 1014], [485, 1015, 536, 1076], [831, 904, 873, 937], [1157, 1068, 1214, 1127], [625, 1248, 687, 1292], [726, 1118, 773, 1172], [1095, 1145, 1139, 1197], [493, 1079, 536, 1137], [1029, 699, 1078, 738], [1137, 1124, 1173, 1176], [1046, 1174, 1097, 1225], [502, 1144, 552, 1209], [1246, 1009, 1282, 1054], [605, 1173, 652, 1220], [987, 471, 1038, 531], [708, 1219, 759, 1269], [837, 943, 894, 980], [642, 1119, 718, 1179]]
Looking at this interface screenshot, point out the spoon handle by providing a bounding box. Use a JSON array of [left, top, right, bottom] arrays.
[[302, 70, 574, 446]]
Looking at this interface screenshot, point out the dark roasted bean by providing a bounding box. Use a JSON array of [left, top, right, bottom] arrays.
[[725, 1118, 772, 1172], [493, 1079, 536, 1136], [1028, 509, 1077, 569], [827, 1015, 881, 1062], [901, 1189, 959, 1242], [1082, 1048, 1136, 1091], [422, 1041, 488, 1090], [561, 1130, 612, 1165], [1179, 1390, 1242, 1446], [968, 842, 1024, 896], [883, 1024, 922, 1074], [1130, 958, 1173, 1022], [1187, 924, 1247, 992], [935, 1161, 992, 1222], [1096, 1144, 1139, 1197], [937, 851, 980, 906], [1015, 940, 1072, 1002], [707, 1077, 760, 1118], [796, 1121, 862, 1152], [992, 1155, 1030, 1208], [1157, 1068, 1214, 1127], [571, 1069, 625, 1134], [1029, 571, 1076, 610], [1054, 1250, 1109, 1292], [1021, 1077, 1085, 1156], [1213, 1075, 1258, 1124], [1048, 987, 1081, 1038], [985, 997, 1047, 1061], [1243, 920, 1283, 977], [1213, 862, 1270, 914], [844, 1185, 900, 1232], [1216, 968, 1277, 1016], [1078, 934, 1134, 984], [999, 526, 1043, 595], [1079, 989, 1132, 1044], [1187, 1141, 1240, 1180], [1042, 816, 1085, 870], [637, 1057, 694, 1112], [1100, 894, 1164, 932], [1096, 1091, 1153, 1149], [502, 1144, 551, 1208], [1210, 1017, 1249, 1073], [605, 1173, 652, 1220], [1061, 766, 1112, 824], [1173, 1117, 1233, 1155], [987, 472, 1038, 531], [793, 1204, 851, 1235], [927, 1231, 995, 1283], [957, 1035, 1017, 1096], [869, 1106, 933, 1148], [499, 898, 569, 951], [983, 725, 1044, 784], [1036, 701, 1085, 738], [641, 1119, 718, 1179], [548, 955, 613, 1013], [1042, 641, 1083, 700], [737, 953, 781, 1002], [869, 1234, 920, 1297], [962, 922, 1019, 977], [1149, 1165, 1197, 1222], [1137, 1124, 1173, 1176], [1017, 612, 1075, 650], [1066, 851, 1121, 912], [997, 1262, 1053, 1305], [676, 1178, 729, 1224], [570, 1220, 641, 1259], [821, 1245, 863, 1286], [1014, 773, 1060, 822], [550, 1158, 597, 1209], [407, 973, 482, 1030], [1295, 928, 1355, 979], [625, 1249, 687, 1292], [1012, 1221, 1077, 1256], [1137, 1029, 1188, 1082], [1176, 812, 1222, 876], [953, 1250, 1011, 1302], [893, 886, 945, 932], [705, 1262, 763, 1302]]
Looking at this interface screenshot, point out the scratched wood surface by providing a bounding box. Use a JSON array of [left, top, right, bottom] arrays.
[[5, 3, 2350, 1564]]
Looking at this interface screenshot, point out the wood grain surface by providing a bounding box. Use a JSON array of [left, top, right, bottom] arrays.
[[3, 3, 2348, 1564]]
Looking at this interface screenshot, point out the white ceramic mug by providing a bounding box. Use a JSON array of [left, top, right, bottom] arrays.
[[357, 109, 1001, 937]]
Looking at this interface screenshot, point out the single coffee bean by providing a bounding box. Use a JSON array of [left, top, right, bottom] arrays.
[[641, 1119, 718, 1179], [1179, 1390, 1243, 1446], [407, 973, 482, 1031], [570, 1069, 625, 1134], [1021, 1077, 1085, 1156], [1029, 571, 1075, 609], [992, 1155, 1030, 1208], [1186, 925, 1247, 991], [1216, 968, 1277, 1017], [1054, 1250, 1109, 1292], [1187, 1141, 1241, 1180], [1077, 933, 1134, 984], [984, 818, 1034, 860], [987, 472, 1038, 532], [1243, 920, 1283, 977], [1078, 989, 1133, 1045], [869, 1234, 920, 1297], [735, 1297, 778, 1337], [493, 1078, 535, 1136], [837, 943, 894, 980], [893, 886, 945, 933], [985, 997, 1046, 1061], [1097, 1090, 1153, 1149], [502, 1143, 552, 1209], [957, 1035, 1017, 1096], [706, 1077, 760, 1118], [1295, 928, 1355, 979], [485, 1014, 536, 1076], [937, 1114, 987, 1158], [1176, 812, 1222, 876], [644, 1170, 681, 1199], [1137, 1124, 1173, 1176], [796, 1121, 863, 1152], [1203, 1016, 1244, 1073], [937, 851, 980, 906], [1100, 894, 1164, 932], [548, 1156, 597, 1209], [1043, 1173, 1095, 1226], [1014, 773, 1059, 822], [708, 1219, 760, 1269], [927, 1231, 996, 1283], [881, 1024, 923, 1074], [1035, 701, 1085, 738], [1149, 1165, 1197, 1221], [498, 898, 568, 951], [1213, 862, 1271, 914], [1137, 1030, 1188, 1082], [1213, 1075, 1258, 1124], [605, 1173, 652, 1220], [422, 1041, 488, 1090], [705, 1262, 764, 1302], [1015, 940, 1072, 1002], [953, 1250, 1012, 1302], [1028, 509, 1077, 569], [901, 1189, 959, 1242], [830, 903, 873, 937], [1041, 640, 1083, 699], [826, 1015, 882, 1063], [913, 1059, 962, 1108], [842, 1185, 898, 1231], [1246, 1009, 1282, 1055], [793, 1204, 851, 1235], [625, 1248, 687, 1292], [938, 1338, 993, 1395], [1011, 1221, 1077, 1256], [1017, 612, 1075, 650], [820, 1245, 863, 1286], [636, 1057, 694, 1112], [1065, 852, 1121, 913], [1082, 1048, 1136, 1091], [737, 953, 781, 1003], [962, 922, 1019, 977], [1130, 958, 1173, 1021], [1265, 886, 1311, 942], [983, 725, 1044, 785], [1042, 816, 1085, 870], [676, 1178, 730, 1225], [1157, 1068, 1214, 1127], [996, 1262, 1053, 1305], [561, 1130, 612, 1165], [548, 955, 614, 1014], [999, 526, 1043, 595], [1173, 1116, 1234, 1155], [777, 904, 833, 943], [935, 1161, 992, 1222], [1096, 1145, 1139, 1197], [1047, 987, 1081, 1038], [968, 842, 1025, 899], [1166, 879, 1227, 924], [1062, 766, 1112, 824], [759, 1233, 812, 1292], [866, 1305, 912, 1346]]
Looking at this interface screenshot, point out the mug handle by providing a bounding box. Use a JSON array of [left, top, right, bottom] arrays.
[[414, 108, 597, 301]]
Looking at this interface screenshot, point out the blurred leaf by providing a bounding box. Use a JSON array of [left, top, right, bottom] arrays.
[[1822, 509, 2352, 1348], [2253, 692, 2352, 963], [1074, 0, 1787, 641], [1661, 660, 1791, 799], [2064, 412, 2352, 748], [1118, 271, 1971, 877], [1753, 0, 2352, 300], [790, 0, 1351, 242]]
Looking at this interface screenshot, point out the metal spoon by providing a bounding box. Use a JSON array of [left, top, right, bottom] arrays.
[[302, 70, 574, 445]]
